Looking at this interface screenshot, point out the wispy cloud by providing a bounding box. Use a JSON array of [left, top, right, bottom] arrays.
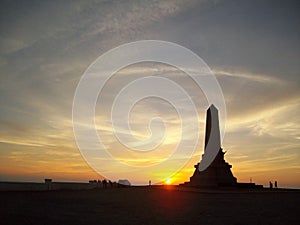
[[213, 69, 285, 85]]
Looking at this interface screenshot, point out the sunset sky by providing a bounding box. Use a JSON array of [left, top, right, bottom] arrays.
[[0, 0, 299, 188]]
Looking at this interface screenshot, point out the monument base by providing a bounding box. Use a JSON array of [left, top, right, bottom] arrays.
[[184, 148, 237, 187]]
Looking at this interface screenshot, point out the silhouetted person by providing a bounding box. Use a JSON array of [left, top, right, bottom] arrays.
[[269, 181, 273, 189], [97, 180, 102, 188], [149, 180, 151, 186], [275, 181, 278, 188], [109, 180, 113, 187], [102, 179, 107, 188]]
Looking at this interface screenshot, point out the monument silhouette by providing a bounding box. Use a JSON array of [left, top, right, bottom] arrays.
[[183, 104, 237, 187]]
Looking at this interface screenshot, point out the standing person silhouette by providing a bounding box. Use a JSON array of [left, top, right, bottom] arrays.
[[269, 181, 273, 189], [102, 179, 107, 188], [275, 181, 278, 188]]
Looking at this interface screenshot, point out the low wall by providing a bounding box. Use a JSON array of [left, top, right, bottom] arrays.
[[50, 182, 97, 190], [0, 182, 47, 191], [0, 181, 98, 191]]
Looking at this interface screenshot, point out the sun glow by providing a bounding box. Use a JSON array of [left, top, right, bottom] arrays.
[[165, 178, 172, 185]]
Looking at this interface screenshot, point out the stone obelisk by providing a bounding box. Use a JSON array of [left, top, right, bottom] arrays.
[[187, 104, 237, 187], [205, 104, 220, 153]]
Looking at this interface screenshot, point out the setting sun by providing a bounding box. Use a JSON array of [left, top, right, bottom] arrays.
[[165, 178, 172, 185]]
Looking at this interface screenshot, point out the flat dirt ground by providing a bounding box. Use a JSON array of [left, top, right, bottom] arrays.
[[1, 187, 299, 225]]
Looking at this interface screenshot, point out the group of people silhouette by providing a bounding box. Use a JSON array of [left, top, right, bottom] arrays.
[[269, 180, 278, 189], [102, 179, 114, 188], [90, 179, 114, 188]]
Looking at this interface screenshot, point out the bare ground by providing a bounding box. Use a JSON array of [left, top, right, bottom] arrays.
[[0, 186, 299, 225]]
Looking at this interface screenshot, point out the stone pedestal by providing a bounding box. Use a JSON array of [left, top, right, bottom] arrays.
[[189, 148, 237, 187]]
